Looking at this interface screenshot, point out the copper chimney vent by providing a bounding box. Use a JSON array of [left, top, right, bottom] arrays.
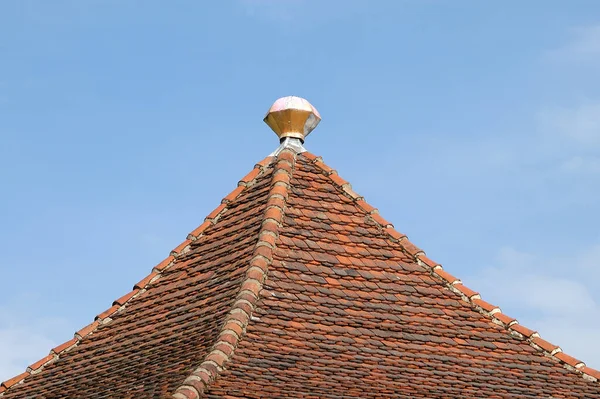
[[264, 96, 321, 143]]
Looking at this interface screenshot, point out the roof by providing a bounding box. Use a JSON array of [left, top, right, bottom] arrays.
[[2, 147, 600, 399]]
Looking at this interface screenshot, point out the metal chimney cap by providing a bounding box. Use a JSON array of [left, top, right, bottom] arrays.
[[263, 96, 321, 142]]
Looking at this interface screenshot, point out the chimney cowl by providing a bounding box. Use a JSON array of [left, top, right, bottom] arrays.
[[263, 96, 321, 143]]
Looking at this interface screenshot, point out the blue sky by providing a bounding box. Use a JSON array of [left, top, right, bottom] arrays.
[[1, 0, 600, 380]]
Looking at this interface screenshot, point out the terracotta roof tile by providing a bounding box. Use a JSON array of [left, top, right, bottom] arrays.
[[222, 185, 245, 203], [74, 320, 100, 338], [556, 352, 586, 368], [532, 336, 560, 353], [472, 298, 500, 314], [433, 267, 461, 285], [583, 366, 600, 381], [205, 204, 227, 221], [50, 337, 77, 354], [187, 221, 212, 240], [170, 239, 192, 256], [355, 199, 376, 214], [509, 323, 538, 338], [26, 354, 55, 373], [0, 372, 28, 389], [2, 150, 599, 399], [313, 160, 335, 175], [418, 254, 441, 269], [133, 270, 160, 290], [239, 168, 261, 185], [493, 312, 517, 326], [453, 283, 480, 299], [384, 226, 407, 241]]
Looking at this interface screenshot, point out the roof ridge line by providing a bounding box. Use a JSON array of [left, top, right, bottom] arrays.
[[172, 150, 296, 399], [300, 151, 600, 385], [0, 156, 275, 396]]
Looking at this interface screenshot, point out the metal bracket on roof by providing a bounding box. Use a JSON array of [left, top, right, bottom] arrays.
[[269, 137, 306, 156]]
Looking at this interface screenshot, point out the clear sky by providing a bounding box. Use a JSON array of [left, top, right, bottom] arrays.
[[1, 0, 600, 381]]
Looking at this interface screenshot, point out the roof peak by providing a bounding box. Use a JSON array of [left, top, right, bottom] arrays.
[[263, 96, 321, 143], [3, 150, 600, 398]]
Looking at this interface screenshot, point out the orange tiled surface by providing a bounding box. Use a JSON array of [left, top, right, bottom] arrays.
[[202, 153, 600, 398], [0, 161, 274, 398], [2, 149, 599, 399]]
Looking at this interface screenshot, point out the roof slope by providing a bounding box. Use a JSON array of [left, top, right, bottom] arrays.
[[0, 157, 275, 398], [2, 148, 600, 399]]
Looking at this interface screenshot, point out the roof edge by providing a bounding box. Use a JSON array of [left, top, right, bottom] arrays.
[[0, 156, 275, 396], [172, 149, 296, 399], [300, 151, 600, 384]]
